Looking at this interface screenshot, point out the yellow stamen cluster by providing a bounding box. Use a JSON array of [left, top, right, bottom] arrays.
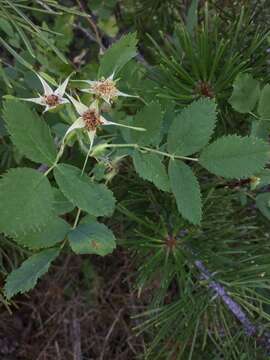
[[82, 109, 102, 131], [44, 94, 60, 106], [92, 79, 118, 101]]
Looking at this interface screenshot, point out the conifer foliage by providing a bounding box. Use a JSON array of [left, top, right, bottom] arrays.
[[0, 0, 270, 358]]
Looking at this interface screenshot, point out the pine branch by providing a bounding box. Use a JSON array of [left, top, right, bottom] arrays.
[[195, 259, 270, 353]]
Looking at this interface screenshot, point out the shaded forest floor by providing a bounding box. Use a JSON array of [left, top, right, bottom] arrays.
[[0, 249, 146, 360]]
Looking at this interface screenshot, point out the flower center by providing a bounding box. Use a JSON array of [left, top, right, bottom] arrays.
[[82, 110, 102, 131], [44, 94, 60, 107], [92, 79, 118, 101]]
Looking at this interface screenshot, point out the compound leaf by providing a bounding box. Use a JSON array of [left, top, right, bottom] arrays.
[[54, 164, 115, 217], [133, 150, 170, 192], [4, 247, 60, 299], [169, 159, 202, 225], [131, 102, 163, 146], [229, 73, 260, 113], [0, 168, 54, 235], [99, 32, 138, 77], [14, 217, 70, 249], [3, 101, 57, 165], [199, 135, 269, 179], [167, 98, 217, 156], [53, 187, 75, 215], [258, 84, 270, 120], [68, 222, 116, 256]]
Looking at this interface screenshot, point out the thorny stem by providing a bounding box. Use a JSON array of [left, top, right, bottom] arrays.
[[100, 143, 199, 162]]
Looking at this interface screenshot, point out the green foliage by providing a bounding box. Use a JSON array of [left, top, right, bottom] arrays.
[[54, 164, 116, 217], [168, 159, 202, 224], [229, 73, 260, 113], [4, 247, 60, 299], [0, 168, 54, 235], [128, 0, 181, 36], [256, 193, 270, 220], [14, 217, 70, 250], [54, 14, 74, 51], [131, 102, 163, 146], [68, 222, 116, 256], [132, 150, 170, 192], [186, 0, 199, 34], [89, 0, 117, 19], [1, 3, 270, 357], [250, 120, 270, 141], [3, 101, 57, 166], [99, 32, 138, 77], [167, 98, 217, 156], [0, 0, 69, 68], [255, 169, 270, 188], [52, 188, 75, 215], [199, 135, 269, 179], [258, 84, 270, 119], [150, 6, 269, 109], [121, 182, 270, 359]]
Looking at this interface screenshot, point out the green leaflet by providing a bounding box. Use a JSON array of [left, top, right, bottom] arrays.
[[229, 73, 260, 114], [131, 102, 163, 146], [53, 187, 75, 215], [4, 247, 60, 299], [54, 164, 116, 217], [80, 214, 97, 225], [13, 216, 70, 249], [256, 193, 270, 220], [133, 150, 170, 192], [250, 120, 270, 141], [199, 135, 269, 179], [0, 168, 54, 235], [68, 222, 116, 256], [3, 101, 57, 165], [258, 84, 270, 120], [167, 98, 217, 156], [168, 160, 202, 225], [99, 32, 138, 77]]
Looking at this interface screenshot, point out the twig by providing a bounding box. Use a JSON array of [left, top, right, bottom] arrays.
[[72, 313, 82, 360], [195, 259, 270, 353], [54, 341, 62, 360], [75, 0, 104, 53], [36, 327, 61, 360], [74, 23, 97, 44], [99, 308, 123, 360], [195, 260, 256, 336]]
